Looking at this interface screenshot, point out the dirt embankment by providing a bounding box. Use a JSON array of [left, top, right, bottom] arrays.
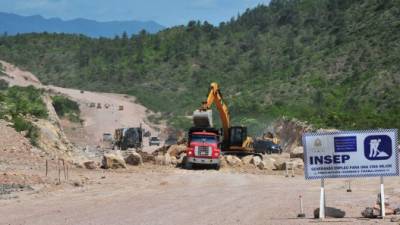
[[0, 60, 166, 153], [0, 60, 166, 193]]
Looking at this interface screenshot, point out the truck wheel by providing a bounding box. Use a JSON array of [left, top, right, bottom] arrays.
[[184, 161, 193, 170], [214, 163, 220, 171], [121, 143, 127, 150]]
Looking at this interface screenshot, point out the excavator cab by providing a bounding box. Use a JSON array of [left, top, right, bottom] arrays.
[[229, 126, 247, 147]]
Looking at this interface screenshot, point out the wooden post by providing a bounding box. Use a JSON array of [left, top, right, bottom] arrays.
[[57, 159, 61, 183], [62, 159, 67, 181], [45, 160, 48, 177], [66, 163, 69, 181]]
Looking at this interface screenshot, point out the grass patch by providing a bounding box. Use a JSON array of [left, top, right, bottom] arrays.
[[12, 116, 40, 146], [51, 95, 81, 123], [0, 85, 47, 146], [0, 64, 5, 76]]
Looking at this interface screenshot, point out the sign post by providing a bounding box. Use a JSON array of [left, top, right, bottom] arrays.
[[380, 176, 385, 218], [319, 178, 325, 219], [303, 129, 398, 219]]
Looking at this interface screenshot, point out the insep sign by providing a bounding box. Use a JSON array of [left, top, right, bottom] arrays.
[[303, 129, 399, 179], [309, 154, 350, 165]]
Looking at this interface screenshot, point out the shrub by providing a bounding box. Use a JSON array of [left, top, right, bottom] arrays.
[[51, 95, 81, 123], [12, 116, 40, 146]]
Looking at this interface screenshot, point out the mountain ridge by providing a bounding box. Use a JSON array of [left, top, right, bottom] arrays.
[[0, 12, 165, 37]]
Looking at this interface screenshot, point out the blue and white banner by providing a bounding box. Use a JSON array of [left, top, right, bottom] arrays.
[[303, 129, 399, 179]]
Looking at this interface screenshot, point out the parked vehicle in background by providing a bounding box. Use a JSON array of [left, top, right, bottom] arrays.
[[164, 136, 177, 146], [144, 131, 151, 137], [113, 126, 143, 150], [149, 137, 161, 146], [102, 133, 113, 142], [253, 140, 282, 154]]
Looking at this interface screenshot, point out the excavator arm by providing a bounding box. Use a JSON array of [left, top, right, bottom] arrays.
[[199, 82, 230, 141], [193, 82, 253, 152]]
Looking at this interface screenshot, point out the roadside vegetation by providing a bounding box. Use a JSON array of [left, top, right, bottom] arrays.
[[0, 83, 48, 145], [0, 64, 6, 76], [51, 95, 81, 123], [0, 0, 399, 132]]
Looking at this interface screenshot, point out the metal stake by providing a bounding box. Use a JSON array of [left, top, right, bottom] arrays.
[[297, 195, 306, 218], [346, 180, 352, 192]]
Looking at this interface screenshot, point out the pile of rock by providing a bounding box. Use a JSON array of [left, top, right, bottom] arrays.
[[124, 151, 143, 166], [220, 153, 304, 171], [95, 142, 305, 172], [101, 153, 127, 169], [154, 144, 187, 167], [99, 151, 145, 169], [272, 117, 313, 153], [361, 194, 400, 218]]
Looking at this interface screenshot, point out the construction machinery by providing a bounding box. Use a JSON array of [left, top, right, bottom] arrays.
[[185, 82, 257, 169], [113, 125, 143, 150], [194, 82, 254, 153], [185, 127, 221, 169]]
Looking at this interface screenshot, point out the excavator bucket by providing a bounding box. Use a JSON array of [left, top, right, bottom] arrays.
[[192, 109, 213, 128]]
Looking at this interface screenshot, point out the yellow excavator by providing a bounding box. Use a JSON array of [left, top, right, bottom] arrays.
[[192, 82, 254, 155]]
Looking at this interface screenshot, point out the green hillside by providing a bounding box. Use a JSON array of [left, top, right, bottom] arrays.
[[0, 0, 399, 133], [0, 82, 47, 145]]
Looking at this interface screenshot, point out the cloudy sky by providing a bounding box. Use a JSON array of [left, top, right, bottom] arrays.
[[0, 0, 271, 26]]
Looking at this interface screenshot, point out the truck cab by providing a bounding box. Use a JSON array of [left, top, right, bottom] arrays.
[[185, 128, 221, 170]]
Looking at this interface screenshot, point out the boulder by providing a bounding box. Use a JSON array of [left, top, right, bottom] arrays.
[[390, 216, 400, 222], [155, 153, 172, 166], [251, 156, 262, 167], [257, 158, 276, 170], [219, 156, 228, 168], [102, 153, 127, 169], [241, 155, 253, 165], [290, 146, 304, 159], [167, 144, 187, 157], [291, 158, 304, 170], [314, 207, 345, 218], [124, 152, 143, 166], [177, 153, 186, 165], [137, 150, 155, 163], [225, 155, 242, 167], [273, 158, 287, 170], [361, 207, 379, 218], [155, 154, 165, 165], [170, 156, 178, 165], [83, 160, 97, 170]]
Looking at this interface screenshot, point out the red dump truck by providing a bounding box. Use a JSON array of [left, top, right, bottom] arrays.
[[184, 127, 221, 170]]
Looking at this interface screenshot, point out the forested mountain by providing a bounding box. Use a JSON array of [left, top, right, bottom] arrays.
[[0, 0, 399, 132], [0, 12, 164, 37]]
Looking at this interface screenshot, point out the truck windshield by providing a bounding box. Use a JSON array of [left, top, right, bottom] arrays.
[[191, 135, 217, 143]]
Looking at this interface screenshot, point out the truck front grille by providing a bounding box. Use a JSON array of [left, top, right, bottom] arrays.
[[195, 146, 212, 157]]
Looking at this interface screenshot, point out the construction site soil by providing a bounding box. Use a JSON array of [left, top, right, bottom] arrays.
[[1, 61, 400, 225]]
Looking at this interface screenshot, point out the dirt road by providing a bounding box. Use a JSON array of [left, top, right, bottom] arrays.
[[0, 60, 164, 152], [1, 167, 400, 225]]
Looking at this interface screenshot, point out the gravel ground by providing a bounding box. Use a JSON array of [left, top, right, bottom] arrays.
[[1, 167, 400, 225]]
